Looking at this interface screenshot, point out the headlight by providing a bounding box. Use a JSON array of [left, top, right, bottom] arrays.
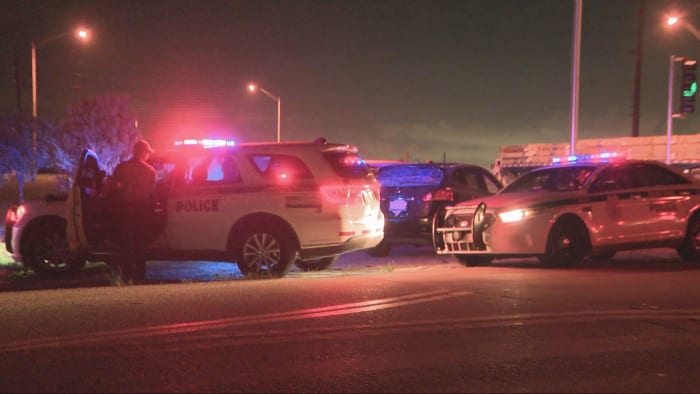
[[498, 208, 535, 223]]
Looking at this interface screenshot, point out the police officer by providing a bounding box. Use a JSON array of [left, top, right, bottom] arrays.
[[111, 139, 157, 282]]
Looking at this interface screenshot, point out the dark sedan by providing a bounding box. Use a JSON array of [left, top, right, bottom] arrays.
[[369, 162, 502, 256]]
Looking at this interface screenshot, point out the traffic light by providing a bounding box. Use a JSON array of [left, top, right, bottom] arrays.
[[679, 58, 697, 114]]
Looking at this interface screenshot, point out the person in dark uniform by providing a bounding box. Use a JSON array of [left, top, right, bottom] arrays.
[[110, 139, 157, 282]]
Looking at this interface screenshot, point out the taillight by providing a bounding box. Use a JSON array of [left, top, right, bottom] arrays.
[[320, 184, 369, 204], [423, 187, 454, 202], [8, 205, 26, 224], [5, 207, 17, 224]]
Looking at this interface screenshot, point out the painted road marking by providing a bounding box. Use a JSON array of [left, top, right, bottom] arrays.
[[0, 289, 468, 352]]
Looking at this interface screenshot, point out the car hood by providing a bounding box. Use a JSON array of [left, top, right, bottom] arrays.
[[450, 190, 586, 212]]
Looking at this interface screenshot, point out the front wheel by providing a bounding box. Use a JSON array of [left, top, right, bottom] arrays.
[[235, 225, 296, 277], [538, 218, 589, 267], [22, 218, 86, 277], [294, 255, 340, 271], [678, 216, 700, 263]]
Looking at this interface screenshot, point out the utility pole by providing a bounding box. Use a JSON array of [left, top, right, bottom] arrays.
[[631, 0, 645, 137]]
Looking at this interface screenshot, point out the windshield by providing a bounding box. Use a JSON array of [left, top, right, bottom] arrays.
[[501, 165, 597, 193], [377, 165, 444, 187]]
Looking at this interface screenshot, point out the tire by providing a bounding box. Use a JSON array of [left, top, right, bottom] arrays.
[[472, 202, 487, 250], [432, 208, 446, 252], [22, 218, 86, 277], [367, 240, 391, 257], [538, 217, 589, 267], [235, 224, 296, 277], [454, 254, 493, 267], [678, 215, 700, 263], [294, 255, 340, 271]]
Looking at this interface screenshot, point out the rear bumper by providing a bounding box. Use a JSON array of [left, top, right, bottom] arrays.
[[382, 218, 434, 245], [299, 232, 384, 260]]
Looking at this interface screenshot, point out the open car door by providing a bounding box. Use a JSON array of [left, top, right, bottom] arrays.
[[67, 149, 106, 252]]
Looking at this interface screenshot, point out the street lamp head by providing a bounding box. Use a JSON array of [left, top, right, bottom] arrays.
[[247, 83, 258, 93], [76, 27, 90, 41], [668, 16, 680, 26]]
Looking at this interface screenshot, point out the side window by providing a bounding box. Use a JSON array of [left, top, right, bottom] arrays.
[[249, 154, 313, 181], [150, 158, 180, 195], [191, 155, 242, 185], [481, 171, 502, 194], [590, 166, 632, 192], [455, 169, 485, 194], [632, 163, 690, 187]]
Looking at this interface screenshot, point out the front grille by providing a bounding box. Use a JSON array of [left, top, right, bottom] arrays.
[[435, 210, 492, 254]]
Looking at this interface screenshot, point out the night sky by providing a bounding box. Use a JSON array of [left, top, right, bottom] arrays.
[[2, 0, 700, 168]]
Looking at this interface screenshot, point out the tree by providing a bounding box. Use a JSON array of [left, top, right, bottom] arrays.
[[0, 115, 59, 201], [58, 94, 141, 174], [0, 94, 140, 202]]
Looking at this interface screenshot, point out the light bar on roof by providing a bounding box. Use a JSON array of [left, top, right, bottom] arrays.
[[174, 139, 236, 148], [552, 152, 619, 164]]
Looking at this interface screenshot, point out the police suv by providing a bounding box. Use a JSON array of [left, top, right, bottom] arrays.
[[63, 138, 384, 277], [434, 156, 700, 267]]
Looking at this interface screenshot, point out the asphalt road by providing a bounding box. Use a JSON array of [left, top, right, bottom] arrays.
[[1, 247, 700, 393]]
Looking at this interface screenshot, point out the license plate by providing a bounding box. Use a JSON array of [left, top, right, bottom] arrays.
[[389, 198, 407, 216]]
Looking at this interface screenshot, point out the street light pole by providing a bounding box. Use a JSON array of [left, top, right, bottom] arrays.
[[247, 83, 281, 143], [30, 28, 90, 173], [569, 0, 582, 156], [31, 40, 38, 174], [31, 40, 38, 119]]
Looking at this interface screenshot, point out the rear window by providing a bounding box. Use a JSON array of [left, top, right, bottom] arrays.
[[377, 165, 445, 187], [323, 152, 370, 179]]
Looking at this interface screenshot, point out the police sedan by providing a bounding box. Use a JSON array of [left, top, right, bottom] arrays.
[[434, 156, 700, 267]]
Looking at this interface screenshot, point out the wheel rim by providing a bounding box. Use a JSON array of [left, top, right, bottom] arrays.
[[35, 231, 72, 271], [549, 226, 582, 262], [555, 234, 572, 255], [242, 232, 281, 272]]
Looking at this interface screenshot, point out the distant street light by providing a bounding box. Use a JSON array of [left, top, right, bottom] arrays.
[[666, 15, 700, 40], [247, 83, 281, 143], [31, 27, 90, 172]]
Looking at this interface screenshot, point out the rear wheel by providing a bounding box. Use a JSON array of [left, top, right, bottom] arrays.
[[235, 224, 296, 277], [678, 215, 700, 263], [22, 218, 86, 277], [294, 255, 340, 271], [367, 240, 391, 257], [538, 217, 589, 267], [454, 255, 493, 267]]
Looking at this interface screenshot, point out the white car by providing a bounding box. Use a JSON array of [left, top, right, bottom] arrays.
[[7, 138, 384, 278], [434, 157, 700, 267]]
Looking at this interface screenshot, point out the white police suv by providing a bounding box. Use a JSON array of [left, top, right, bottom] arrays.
[[66, 138, 384, 277], [434, 156, 700, 267]]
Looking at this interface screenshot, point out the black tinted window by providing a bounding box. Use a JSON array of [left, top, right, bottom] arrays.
[[503, 166, 596, 193], [630, 163, 690, 187], [590, 166, 632, 192], [324, 152, 370, 179]]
